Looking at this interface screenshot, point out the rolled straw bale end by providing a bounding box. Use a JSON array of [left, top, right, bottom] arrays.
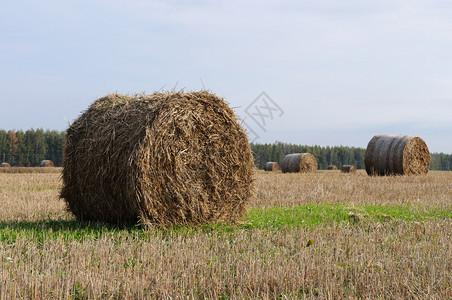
[[264, 162, 279, 171], [40, 160, 54, 167], [0, 162, 11, 168], [364, 134, 430, 176], [403, 136, 430, 175], [281, 153, 317, 173], [341, 165, 356, 173], [61, 91, 255, 226]]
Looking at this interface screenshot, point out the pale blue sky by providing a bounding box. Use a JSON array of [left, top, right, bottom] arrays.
[[1, 0, 451, 152]]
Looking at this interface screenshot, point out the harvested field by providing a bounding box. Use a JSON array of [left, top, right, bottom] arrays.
[[253, 170, 451, 209], [0, 170, 451, 299], [0, 167, 62, 174]]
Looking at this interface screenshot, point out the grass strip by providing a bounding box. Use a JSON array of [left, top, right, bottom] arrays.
[[0, 204, 450, 243], [245, 204, 452, 229]]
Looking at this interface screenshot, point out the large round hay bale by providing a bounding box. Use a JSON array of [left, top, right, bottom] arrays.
[[61, 91, 254, 226], [364, 134, 430, 176], [341, 165, 356, 173], [327, 165, 338, 170], [281, 153, 317, 173], [264, 162, 279, 171], [40, 160, 54, 167], [0, 162, 11, 168]]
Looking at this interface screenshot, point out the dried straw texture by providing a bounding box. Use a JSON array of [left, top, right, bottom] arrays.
[[0, 162, 11, 168], [365, 134, 430, 176], [61, 91, 254, 226], [40, 160, 54, 167], [341, 165, 356, 173], [281, 153, 317, 173], [264, 162, 279, 171], [327, 165, 338, 170]]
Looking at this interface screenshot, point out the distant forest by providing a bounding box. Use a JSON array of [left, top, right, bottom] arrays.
[[0, 129, 64, 167], [0, 129, 451, 170], [250, 142, 452, 171]]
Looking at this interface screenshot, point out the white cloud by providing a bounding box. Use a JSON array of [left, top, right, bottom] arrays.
[[0, 0, 451, 151]]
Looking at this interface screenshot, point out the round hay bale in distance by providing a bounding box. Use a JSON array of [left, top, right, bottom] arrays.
[[61, 91, 255, 226], [281, 153, 317, 173], [0, 162, 11, 168], [341, 165, 356, 173], [40, 160, 54, 167], [264, 162, 279, 171], [327, 165, 338, 170], [364, 134, 430, 176]]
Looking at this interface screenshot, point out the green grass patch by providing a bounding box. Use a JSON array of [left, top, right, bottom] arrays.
[[0, 204, 450, 243], [0, 219, 143, 244], [245, 204, 452, 230]]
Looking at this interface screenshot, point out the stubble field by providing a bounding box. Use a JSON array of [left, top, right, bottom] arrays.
[[0, 169, 451, 299]]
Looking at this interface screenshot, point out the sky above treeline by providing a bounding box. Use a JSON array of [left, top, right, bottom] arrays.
[[1, 0, 451, 153]]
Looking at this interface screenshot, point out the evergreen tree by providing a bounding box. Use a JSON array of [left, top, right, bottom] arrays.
[[7, 130, 18, 166], [0, 130, 7, 163], [16, 131, 27, 166], [45, 130, 65, 166]]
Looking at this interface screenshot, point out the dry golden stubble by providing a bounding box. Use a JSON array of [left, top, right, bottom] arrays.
[[252, 170, 452, 209], [0, 221, 450, 299], [0, 173, 70, 222], [2, 170, 451, 222], [0, 167, 61, 174], [0, 171, 451, 298]]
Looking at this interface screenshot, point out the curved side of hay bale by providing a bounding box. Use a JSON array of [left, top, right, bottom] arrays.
[[61, 91, 255, 226], [40, 160, 54, 167], [364, 134, 430, 176], [327, 165, 338, 170], [341, 165, 356, 173], [0, 162, 11, 168], [281, 153, 317, 173], [264, 162, 279, 171]]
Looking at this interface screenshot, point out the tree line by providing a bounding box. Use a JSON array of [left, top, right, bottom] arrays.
[[0, 129, 65, 167], [250, 142, 366, 170], [0, 129, 451, 170], [250, 142, 452, 171]]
